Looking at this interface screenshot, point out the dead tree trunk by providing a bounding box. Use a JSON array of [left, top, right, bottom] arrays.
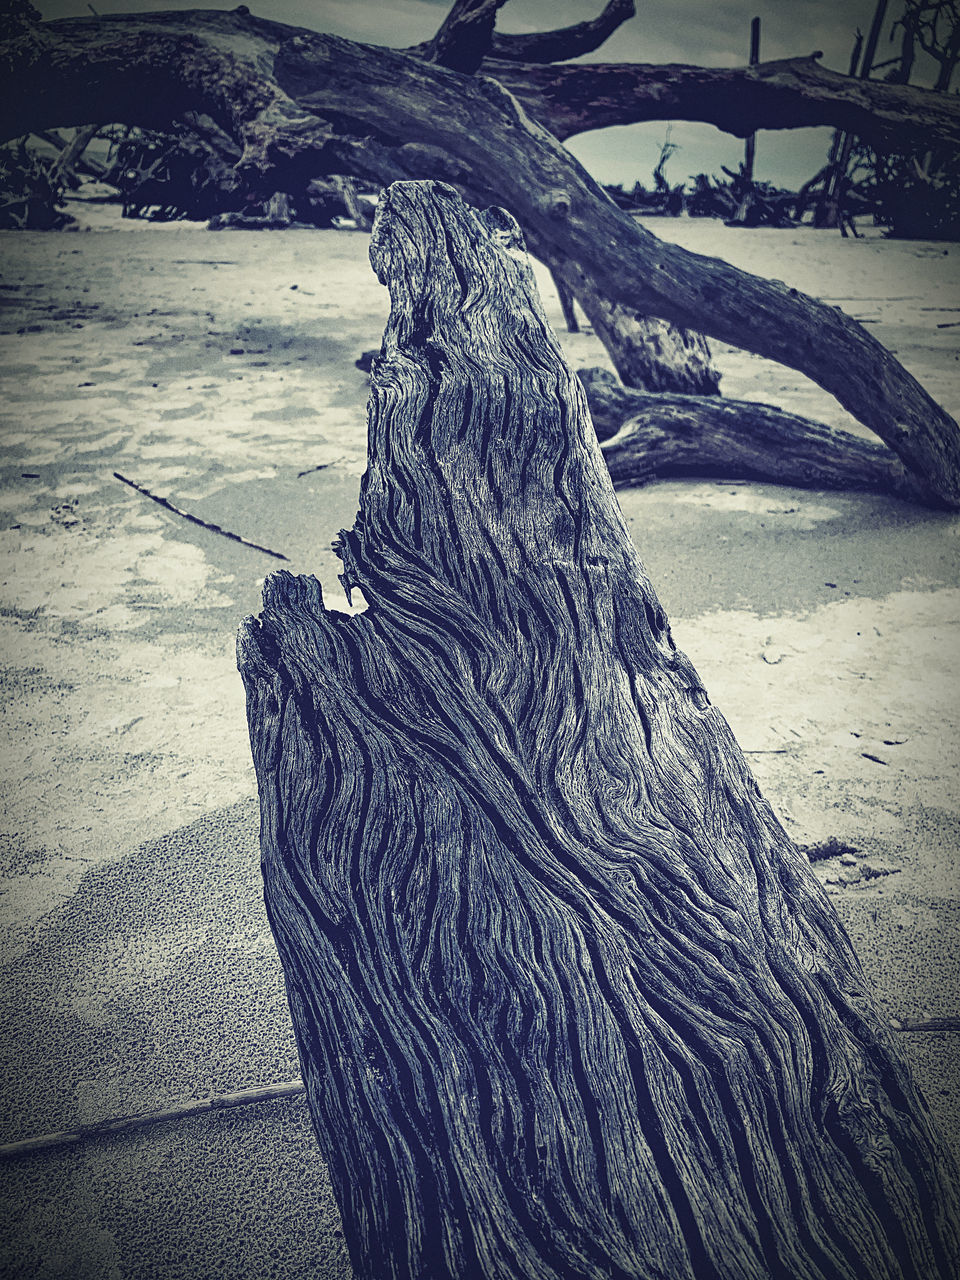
[[238, 181, 960, 1280], [549, 265, 580, 333], [333, 174, 374, 231], [553, 260, 721, 395]]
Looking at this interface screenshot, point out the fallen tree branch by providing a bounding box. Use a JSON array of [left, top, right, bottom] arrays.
[[407, 0, 637, 66], [281, 37, 960, 505], [113, 471, 289, 559], [7, 9, 960, 501], [5, 11, 959, 160], [313, 134, 725, 398], [490, 51, 960, 149], [0, 1080, 306, 1160], [581, 367, 932, 503]]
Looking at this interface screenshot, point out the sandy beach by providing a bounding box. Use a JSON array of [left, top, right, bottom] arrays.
[[0, 198, 958, 1278]]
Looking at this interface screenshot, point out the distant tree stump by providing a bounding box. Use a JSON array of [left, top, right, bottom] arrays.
[[238, 180, 960, 1280]]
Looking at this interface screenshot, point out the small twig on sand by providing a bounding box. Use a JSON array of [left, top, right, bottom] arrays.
[[113, 472, 289, 561], [0, 1080, 306, 1159], [889, 1016, 960, 1033]]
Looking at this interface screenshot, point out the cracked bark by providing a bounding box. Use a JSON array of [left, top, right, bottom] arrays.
[[238, 181, 960, 1280]]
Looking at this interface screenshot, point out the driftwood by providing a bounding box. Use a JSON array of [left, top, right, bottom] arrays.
[[5, 7, 960, 503], [333, 174, 373, 231], [413, 0, 510, 74], [4, 9, 960, 155], [892, 1015, 960, 1033], [493, 53, 960, 151], [280, 35, 960, 506], [38, 123, 103, 185], [238, 181, 960, 1280], [326, 135, 723, 399], [581, 368, 932, 502]]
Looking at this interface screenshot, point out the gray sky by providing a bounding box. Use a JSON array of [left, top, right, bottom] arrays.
[[38, 0, 900, 189]]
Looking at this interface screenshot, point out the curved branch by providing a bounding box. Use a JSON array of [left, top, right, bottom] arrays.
[[7, 9, 959, 158], [5, 11, 959, 502], [278, 35, 960, 505], [488, 52, 960, 148], [487, 0, 635, 64]]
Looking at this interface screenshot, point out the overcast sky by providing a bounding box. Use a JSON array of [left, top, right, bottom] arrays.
[[38, 0, 899, 188]]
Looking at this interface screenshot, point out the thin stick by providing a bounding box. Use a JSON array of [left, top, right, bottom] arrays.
[[113, 472, 289, 561], [889, 1016, 960, 1033], [0, 1080, 306, 1159], [5, 1008, 958, 1160]]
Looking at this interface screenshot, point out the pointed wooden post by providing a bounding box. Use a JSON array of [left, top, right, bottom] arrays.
[[743, 16, 761, 184]]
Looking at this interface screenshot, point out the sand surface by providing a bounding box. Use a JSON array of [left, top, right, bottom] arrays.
[[0, 199, 958, 1278]]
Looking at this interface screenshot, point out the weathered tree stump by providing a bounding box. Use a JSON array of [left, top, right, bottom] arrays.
[[238, 181, 960, 1280]]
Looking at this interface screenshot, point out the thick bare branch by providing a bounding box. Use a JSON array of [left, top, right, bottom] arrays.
[[488, 52, 960, 148], [411, 0, 509, 74], [7, 12, 960, 157], [279, 35, 960, 505], [5, 10, 960, 503], [487, 0, 635, 63]]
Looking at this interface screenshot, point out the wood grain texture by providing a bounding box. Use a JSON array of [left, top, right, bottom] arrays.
[[320, 136, 723, 402], [239, 181, 960, 1280]]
